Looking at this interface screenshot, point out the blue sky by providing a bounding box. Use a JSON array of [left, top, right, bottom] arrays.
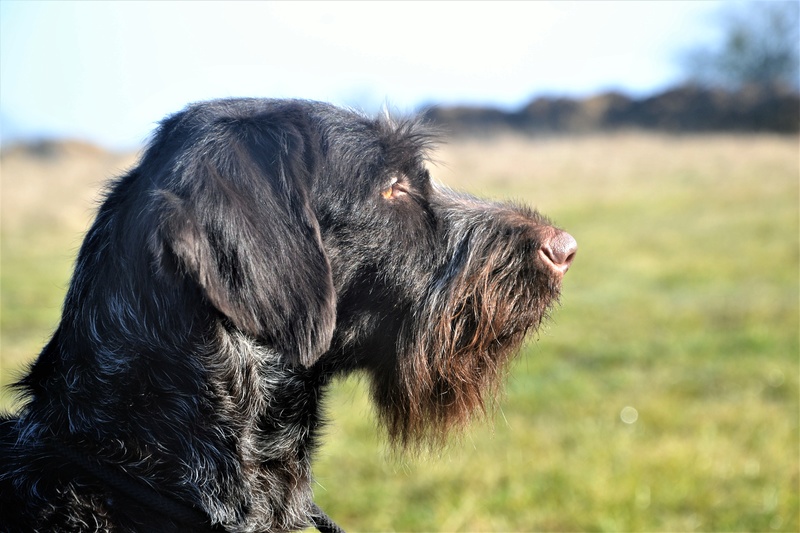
[[1, 1, 725, 149]]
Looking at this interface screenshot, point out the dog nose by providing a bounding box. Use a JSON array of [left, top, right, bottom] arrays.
[[539, 230, 577, 274]]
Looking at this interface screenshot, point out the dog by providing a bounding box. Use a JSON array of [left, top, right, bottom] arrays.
[[0, 98, 576, 532]]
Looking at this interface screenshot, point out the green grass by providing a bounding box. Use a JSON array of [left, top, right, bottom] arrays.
[[0, 233, 75, 405], [1, 134, 798, 531]]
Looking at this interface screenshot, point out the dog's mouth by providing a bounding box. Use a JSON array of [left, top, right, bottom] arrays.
[[369, 225, 573, 449]]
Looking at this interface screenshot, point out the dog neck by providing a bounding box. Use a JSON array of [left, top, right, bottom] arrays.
[[18, 318, 332, 530]]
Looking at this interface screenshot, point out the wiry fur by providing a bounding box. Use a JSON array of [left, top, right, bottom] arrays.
[[0, 98, 574, 532]]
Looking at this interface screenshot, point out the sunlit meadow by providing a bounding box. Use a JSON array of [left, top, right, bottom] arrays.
[[1, 133, 797, 531]]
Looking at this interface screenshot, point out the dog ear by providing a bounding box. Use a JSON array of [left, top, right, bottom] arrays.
[[156, 113, 335, 367]]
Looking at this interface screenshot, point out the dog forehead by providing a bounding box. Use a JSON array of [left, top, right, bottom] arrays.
[[314, 105, 433, 160], [317, 132, 425, 192]]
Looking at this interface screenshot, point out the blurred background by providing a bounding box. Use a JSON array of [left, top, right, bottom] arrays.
[[1, 1, 798, 531]]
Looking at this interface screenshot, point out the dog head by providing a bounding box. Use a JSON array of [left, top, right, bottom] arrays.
[[150, 99, 575, 447]]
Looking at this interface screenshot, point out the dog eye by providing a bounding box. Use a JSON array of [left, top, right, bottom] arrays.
[[381, 177, 407, 200]]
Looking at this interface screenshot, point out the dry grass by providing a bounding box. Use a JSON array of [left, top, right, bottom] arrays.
[[1, 142, 138, 236]]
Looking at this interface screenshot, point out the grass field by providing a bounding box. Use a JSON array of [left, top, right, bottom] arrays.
[[1, 133, 797, 532]]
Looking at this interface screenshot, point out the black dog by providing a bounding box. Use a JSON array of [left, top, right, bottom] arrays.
[[0, 99, 576, 532]]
